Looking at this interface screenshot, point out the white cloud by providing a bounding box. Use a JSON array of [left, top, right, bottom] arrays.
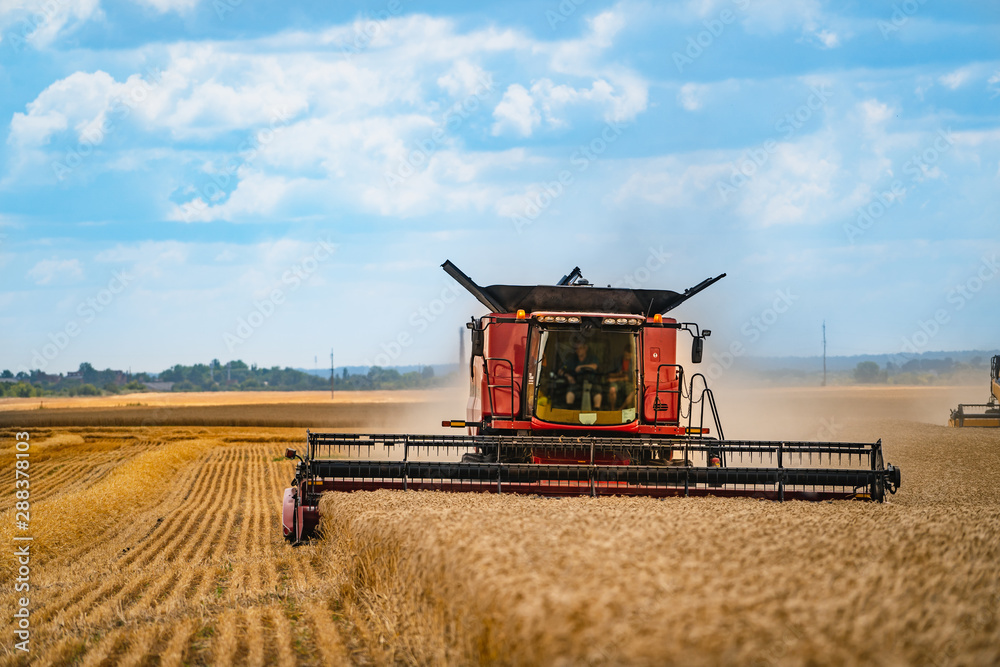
[[734, 140, 841, 227], [492, 84, 540, 137], [27, 257, 84, 284], [548, 9, 625, 72], [133, 0, 199, 12], [815, 29, 840, 48], [0, 0, 100, 49], [492, 74, 648, 136], [0, 0, 198, 49], [437, 61, 491, 98], [588, 10, 626, 48], [6, 13, 650, 219], [859, 99, 894, 127], [939, 67, 973, 90], [168, 171, 300, 222], [989, 72, 1000, 99], [9, 70, 120, 147], [678, 83, 707, 111]]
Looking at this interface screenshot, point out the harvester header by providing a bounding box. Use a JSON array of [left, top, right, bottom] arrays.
[[950, 355, 1000, 427], [282, 260, 901, 543]]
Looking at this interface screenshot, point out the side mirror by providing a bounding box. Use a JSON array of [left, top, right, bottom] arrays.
[[691, 337, 704, 364], [284, 448, 297, 459], [471, 329, 485, 357]]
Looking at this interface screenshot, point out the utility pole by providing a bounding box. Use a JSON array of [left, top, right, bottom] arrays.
[[822, 321, 827, 387], [330, 348, 335, 399]]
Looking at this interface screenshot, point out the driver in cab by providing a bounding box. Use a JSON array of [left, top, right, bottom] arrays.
[[560, 342, 603, 409]]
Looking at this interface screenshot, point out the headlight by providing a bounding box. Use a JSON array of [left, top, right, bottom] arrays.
[[567, 316, 581, 323]]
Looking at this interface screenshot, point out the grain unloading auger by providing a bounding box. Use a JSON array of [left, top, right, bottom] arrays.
[[949, 355, 1000, 427], [282, 262, 901, 542]]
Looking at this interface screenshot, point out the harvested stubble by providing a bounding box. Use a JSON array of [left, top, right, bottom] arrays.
[[320, 421, 1000, 666], [0, 436, 208, 577], [0, 426, 354, 666]]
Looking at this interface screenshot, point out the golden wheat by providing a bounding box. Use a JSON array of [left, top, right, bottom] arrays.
[[319, 419, 1000, 666], [1, 386, 997, 666]]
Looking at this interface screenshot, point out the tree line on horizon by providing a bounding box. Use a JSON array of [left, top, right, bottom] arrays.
[[0, 360, 446, 397]]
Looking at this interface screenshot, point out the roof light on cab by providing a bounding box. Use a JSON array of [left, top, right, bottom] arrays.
[[653, 314, 662, 324], [516, 309, 526, 320]]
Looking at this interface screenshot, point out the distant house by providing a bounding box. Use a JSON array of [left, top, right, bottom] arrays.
[[66, 371, 83, 380], [143, 381, 175, 392], [0, 378, 16, 384]]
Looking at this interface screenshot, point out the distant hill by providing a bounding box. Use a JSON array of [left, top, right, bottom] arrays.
[[298, 364, 461, 378], [741, 350, 999, 373]]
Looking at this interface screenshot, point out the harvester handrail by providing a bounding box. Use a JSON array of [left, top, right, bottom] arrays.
[[484, 356, 517, 417], [696, 385, 725, 442], [653, 363, 684, 425]]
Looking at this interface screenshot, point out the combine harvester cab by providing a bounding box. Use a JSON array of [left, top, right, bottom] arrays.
[[949, 355, 1000, 427], [282, 261, 901, 542]]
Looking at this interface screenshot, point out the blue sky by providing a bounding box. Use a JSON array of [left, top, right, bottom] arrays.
[[1, 0, 998, 375]]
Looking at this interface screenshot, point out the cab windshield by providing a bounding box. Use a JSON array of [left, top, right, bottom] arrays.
[[533, 329, 638, 426]]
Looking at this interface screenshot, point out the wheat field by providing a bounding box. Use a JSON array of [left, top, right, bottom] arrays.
[[1, 387, 998, 665], [0, 426, 350, 666]]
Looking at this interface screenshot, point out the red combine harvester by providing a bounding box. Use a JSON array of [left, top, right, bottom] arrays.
[[282, 261, 901, 541], [949, 355, 1000, 427]]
